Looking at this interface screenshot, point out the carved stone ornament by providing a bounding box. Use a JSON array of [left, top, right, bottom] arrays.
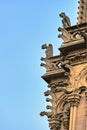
[[40, 111, 53, 118], [59, 12, 71, 28], [40, 57, 58, 72], [49, 113, 63, 130], [41, 44, 53, 58], [67, 51, 87, 65], [58, 27, 75, 43]]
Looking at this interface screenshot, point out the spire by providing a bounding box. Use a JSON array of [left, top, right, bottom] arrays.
[[77, 0, 87, 24]]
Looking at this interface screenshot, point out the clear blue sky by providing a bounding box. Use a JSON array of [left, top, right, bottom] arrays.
[[0, 0, 78, 130]]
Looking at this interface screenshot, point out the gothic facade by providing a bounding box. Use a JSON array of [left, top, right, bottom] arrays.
[[40, 0, 87, 130]]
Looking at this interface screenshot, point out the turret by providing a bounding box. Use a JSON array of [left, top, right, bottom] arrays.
[[77, 0, 87, 24]]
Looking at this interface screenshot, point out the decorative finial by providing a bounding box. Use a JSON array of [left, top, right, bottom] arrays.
[[77, 0, 87, 24]]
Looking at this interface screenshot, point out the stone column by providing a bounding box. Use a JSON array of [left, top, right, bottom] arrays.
[[68, 94, 81, 130], [49, 117, 61, 130], [72, 105, 77, 130], [63, 113, 69, 130], [69, 106, 73, 130]]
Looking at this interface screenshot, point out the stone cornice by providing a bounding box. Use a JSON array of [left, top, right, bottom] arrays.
[[41, 69, 65, 83], [66, 50, 87, 66], [59, 39, 86, 55]]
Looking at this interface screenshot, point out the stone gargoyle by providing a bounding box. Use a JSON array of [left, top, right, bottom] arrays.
[[41, 44, 53, 58], [59, 12, 71, 28], [58, 27, 74, 43], [40, 57, 58, 71]]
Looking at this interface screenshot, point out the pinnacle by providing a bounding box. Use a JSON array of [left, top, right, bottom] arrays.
[[77, 0, 87, 24]]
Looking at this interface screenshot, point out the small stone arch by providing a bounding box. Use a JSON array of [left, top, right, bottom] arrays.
[[56, 93, 70, 113], [76, 66, 87, 88]]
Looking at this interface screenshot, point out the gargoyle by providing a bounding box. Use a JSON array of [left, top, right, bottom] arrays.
[[46, 105, 53, 110], [44, 90, 51, 96], [40, 111, 53, 118], [59, 12, 71, 28], [40, 57, 58, 71], [41, 44, 53, 58], [58, 27, 74, 42], [46, 98, 52, 102]]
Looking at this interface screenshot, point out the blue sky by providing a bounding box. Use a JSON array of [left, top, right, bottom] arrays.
[[0, 0, 78, 130]]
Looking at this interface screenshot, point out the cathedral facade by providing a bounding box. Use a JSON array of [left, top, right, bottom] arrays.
[[40, 0, 87, 130]]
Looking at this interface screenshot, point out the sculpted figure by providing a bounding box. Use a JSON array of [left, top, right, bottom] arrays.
[[46, 105, 53, 110], [41, 44, 58, 71], [42, 44, 53, 58], [40, 111, 53, 118], [58, 27, 74, 42], [59, 12, 71, 28], [40, 57, 58, 71], [44, 90, 51, 96], [46, 98, 52, 102]]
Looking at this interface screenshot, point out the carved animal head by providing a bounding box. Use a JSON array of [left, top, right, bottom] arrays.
[[40, 57, 46, 61], [40, 111, 46, 116], [41, 44, 47, 49], [59, 12, 65, 18], [58, 27, 62, 32], [46, 105, 52, 110], [40, 63, 45, 66], [40, 111, 52, 118], [44, 90, 51, 96], [46, 98, 52, 102]]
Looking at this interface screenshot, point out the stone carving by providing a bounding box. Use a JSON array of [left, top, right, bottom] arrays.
[[46, 98, 52, 102], [44, 90, 57, 102], [72, 30, 87, 41], [44, 90, 58, 115], [49, 78, 69, 90], [56, 85, 86, 95], [49, 113, 63, 130], [46, 105, 53, 110], [41, 44, 53, 58], [44, 90, 51, 96], [49, 119, 61, 130], [63, 112, 69, 130], [56, 62, 87, 94], [40, 1, 87, 130], [78, 31, 87, 41], [41, 44, 60, 72], [58, 27, 74, 42], [40, 57, 58, 71], [76, 66, 87, 88], [63, 63, 75, 86], [40, 111, 53, 118], [59, 12, 71, 28], [67, 51, 87, 65]]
